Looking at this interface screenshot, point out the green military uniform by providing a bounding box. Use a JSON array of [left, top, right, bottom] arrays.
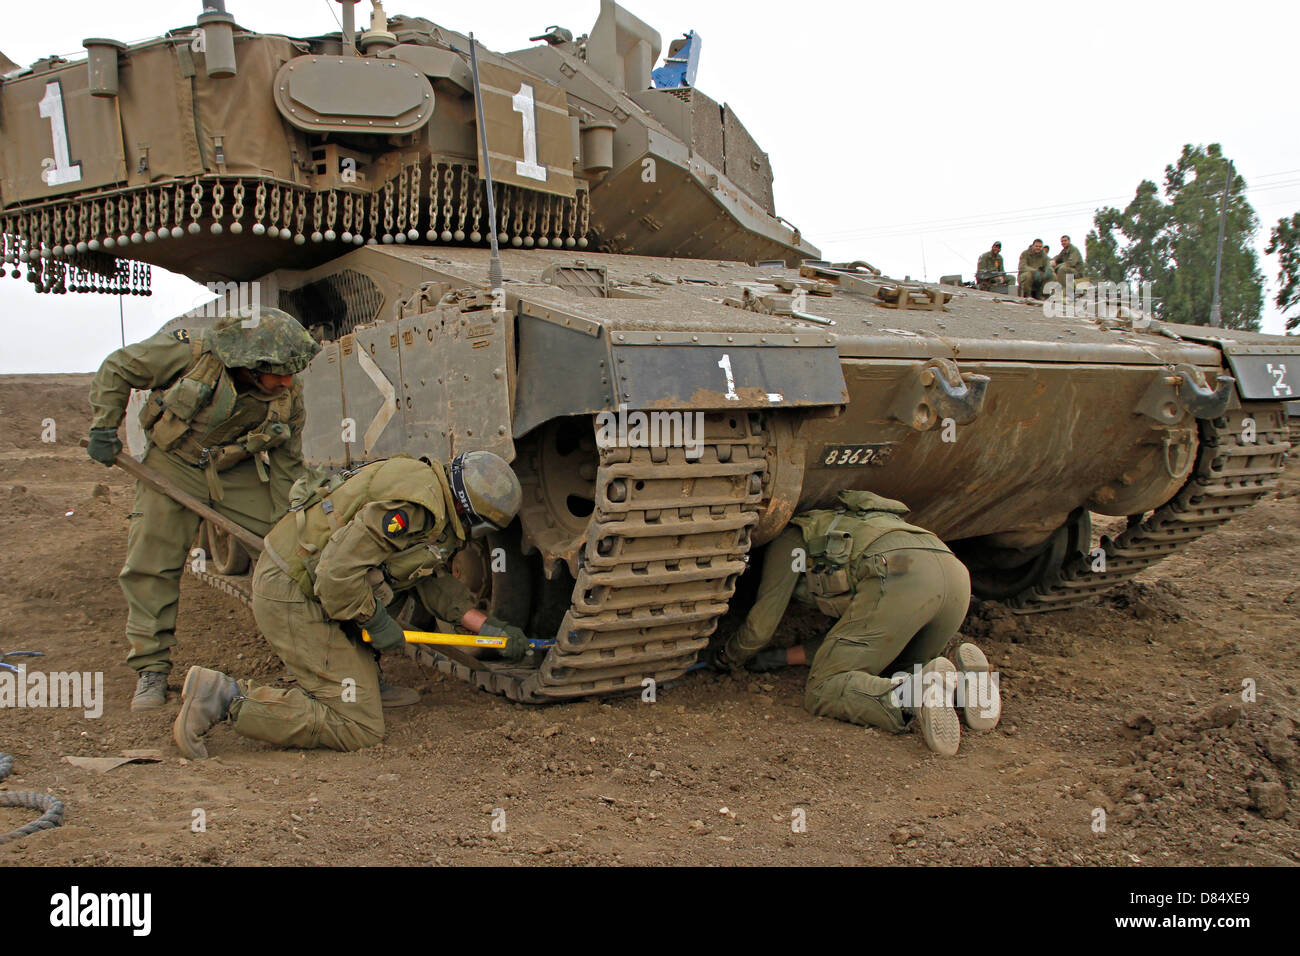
[[976, 249, 1006, 291], [235, 457, 473, 751], [1017, 245, 1056, 299], [725, 491, 970, 732], [88, 312, 317, 677], [1052, 242, 1084, 286]]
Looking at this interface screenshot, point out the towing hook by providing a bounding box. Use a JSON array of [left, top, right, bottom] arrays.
[[926, 368, 991, 425], [1176, 368, 1235, 420], [892, 359, 990, 431], [1137, 365, 1236, 425]]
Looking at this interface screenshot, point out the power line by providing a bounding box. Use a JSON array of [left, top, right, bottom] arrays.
[[837, 182, 1300, 243], [826, 177, 1300, 245], [819, 170, 1300, 242]]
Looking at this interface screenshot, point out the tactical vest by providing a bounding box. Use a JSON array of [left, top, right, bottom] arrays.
[[137, 334, 294, 499], [792, 490, 948, 617], [264, 456, 466, 600]]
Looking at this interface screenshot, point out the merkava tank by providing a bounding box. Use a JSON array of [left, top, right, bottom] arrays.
[[3, 1, 1294, 703]]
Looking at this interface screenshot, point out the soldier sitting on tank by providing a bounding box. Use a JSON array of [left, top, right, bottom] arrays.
[[710, 491, 1000, 755], [172, 452, 531, 757], [86, 308, 320, 712], [1017, 239, 1056, 300], [975, 241, 1007, 291], [1052, 234, 1084, 288]]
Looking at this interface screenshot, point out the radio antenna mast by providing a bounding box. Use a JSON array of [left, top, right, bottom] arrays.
[[468, 33, 505, 295]]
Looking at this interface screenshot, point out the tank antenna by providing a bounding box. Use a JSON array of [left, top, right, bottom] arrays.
[[467, 33, 505, 294], [334, 1, 359, 55]]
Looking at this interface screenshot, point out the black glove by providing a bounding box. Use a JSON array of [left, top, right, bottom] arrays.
[[87, 427, 122, 466], [744, 647, 788, 674], [361, 602, 406, 653], [702, 642, 736, 673], [480, 618, 530, 660]]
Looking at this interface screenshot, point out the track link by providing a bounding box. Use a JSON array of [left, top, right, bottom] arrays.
[[413, 413, 768, 702], [1008, 403, 1291, 613]]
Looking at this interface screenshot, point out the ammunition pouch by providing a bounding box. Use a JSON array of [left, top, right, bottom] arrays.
[[142, 351, 225, 452], [806, 564, 852, 617], [138, 390, 167, 432], [805, 514, 853, 614], [148, 409, 191, 452], [137, 342, 295, 501], [163, 373, 216, 421], [242, 420, 291, 454]]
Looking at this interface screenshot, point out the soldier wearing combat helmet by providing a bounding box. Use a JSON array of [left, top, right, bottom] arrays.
[[172, 451, 530, 757], [86, 307, 321, 711]]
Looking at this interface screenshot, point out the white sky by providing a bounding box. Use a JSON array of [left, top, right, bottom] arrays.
[[2, 0, 1298, 372]]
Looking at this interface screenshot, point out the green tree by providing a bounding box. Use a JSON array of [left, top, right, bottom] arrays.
[[1264, 213, 1300, 332], [1088, 144, 1263, 330]]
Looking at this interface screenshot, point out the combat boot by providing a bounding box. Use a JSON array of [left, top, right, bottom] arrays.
[[172, 666, 240, 759], [131, 671, 169, 712], [379, 677, 420, 709], [954, 642, 1001, 732], [905, 657, 961, 756]]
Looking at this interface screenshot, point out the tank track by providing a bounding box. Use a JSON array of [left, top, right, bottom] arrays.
[[1008, 403, 1291, 613], [413, 414, 768, 702], [189, 414, 768, 704], [190, 567, 253, 605]]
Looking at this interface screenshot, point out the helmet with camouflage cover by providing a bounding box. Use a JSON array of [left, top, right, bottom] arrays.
[[205, 307, 321, 375], [447, 451, 523, 538]]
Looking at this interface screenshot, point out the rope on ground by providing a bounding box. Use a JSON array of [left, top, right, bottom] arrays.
[[0, 752, 66, 845]]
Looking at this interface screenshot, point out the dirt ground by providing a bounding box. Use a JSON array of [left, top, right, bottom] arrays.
[[1, 373, 1296, 867]]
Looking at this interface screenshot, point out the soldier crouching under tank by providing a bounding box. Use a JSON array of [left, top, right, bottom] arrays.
[[172, 452, 529, 758], [712, 491, 1000, 755], [86, 308, 320, 711]]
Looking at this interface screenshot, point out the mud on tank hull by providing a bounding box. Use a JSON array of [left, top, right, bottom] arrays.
[[226, 244, 1291, 701]]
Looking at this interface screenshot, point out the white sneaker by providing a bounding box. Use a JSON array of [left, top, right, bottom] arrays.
[[954, 642, 1001, 732], [912, 657, 961, 756]]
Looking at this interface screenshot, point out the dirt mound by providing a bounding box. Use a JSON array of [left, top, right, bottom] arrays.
[[1114, 703, 1296, 846], [0, 374, 95, 454], [1102, 580, 1188, 622]]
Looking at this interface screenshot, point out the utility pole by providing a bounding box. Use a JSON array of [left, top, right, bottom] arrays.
[[1209, 169, 1233, 328]]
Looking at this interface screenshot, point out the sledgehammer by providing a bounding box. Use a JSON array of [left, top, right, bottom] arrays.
[[361, 630, 554, 651]]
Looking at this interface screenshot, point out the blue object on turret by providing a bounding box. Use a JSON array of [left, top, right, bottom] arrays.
[[651, 31, 701, 89]]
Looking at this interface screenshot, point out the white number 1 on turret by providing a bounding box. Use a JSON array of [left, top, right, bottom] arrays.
[[38, 81, 82, 187], [511, 83, 548, 183]]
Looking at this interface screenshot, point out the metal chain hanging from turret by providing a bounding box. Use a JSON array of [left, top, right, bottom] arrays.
[[230, 181, 245, 235], [440, 164, 454, 242], [407, 162, 421, 242], [470, 167, 483, 242]]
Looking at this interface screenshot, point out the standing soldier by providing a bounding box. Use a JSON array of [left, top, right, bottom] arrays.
[[86, 307, 321, 711], [1017, 239, 1056, 299], [1052, 234, 1084, 287], [975, 241, 1006, 291], [172, 452, 529, 757], [712, 491, 999, 756]]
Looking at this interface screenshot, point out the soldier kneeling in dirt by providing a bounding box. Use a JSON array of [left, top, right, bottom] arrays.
[[172, 452, 527, 757], [711, 491, 1000, 755]]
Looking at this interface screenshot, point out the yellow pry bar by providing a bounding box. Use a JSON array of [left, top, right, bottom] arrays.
[[361, 630, 508, 649]]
